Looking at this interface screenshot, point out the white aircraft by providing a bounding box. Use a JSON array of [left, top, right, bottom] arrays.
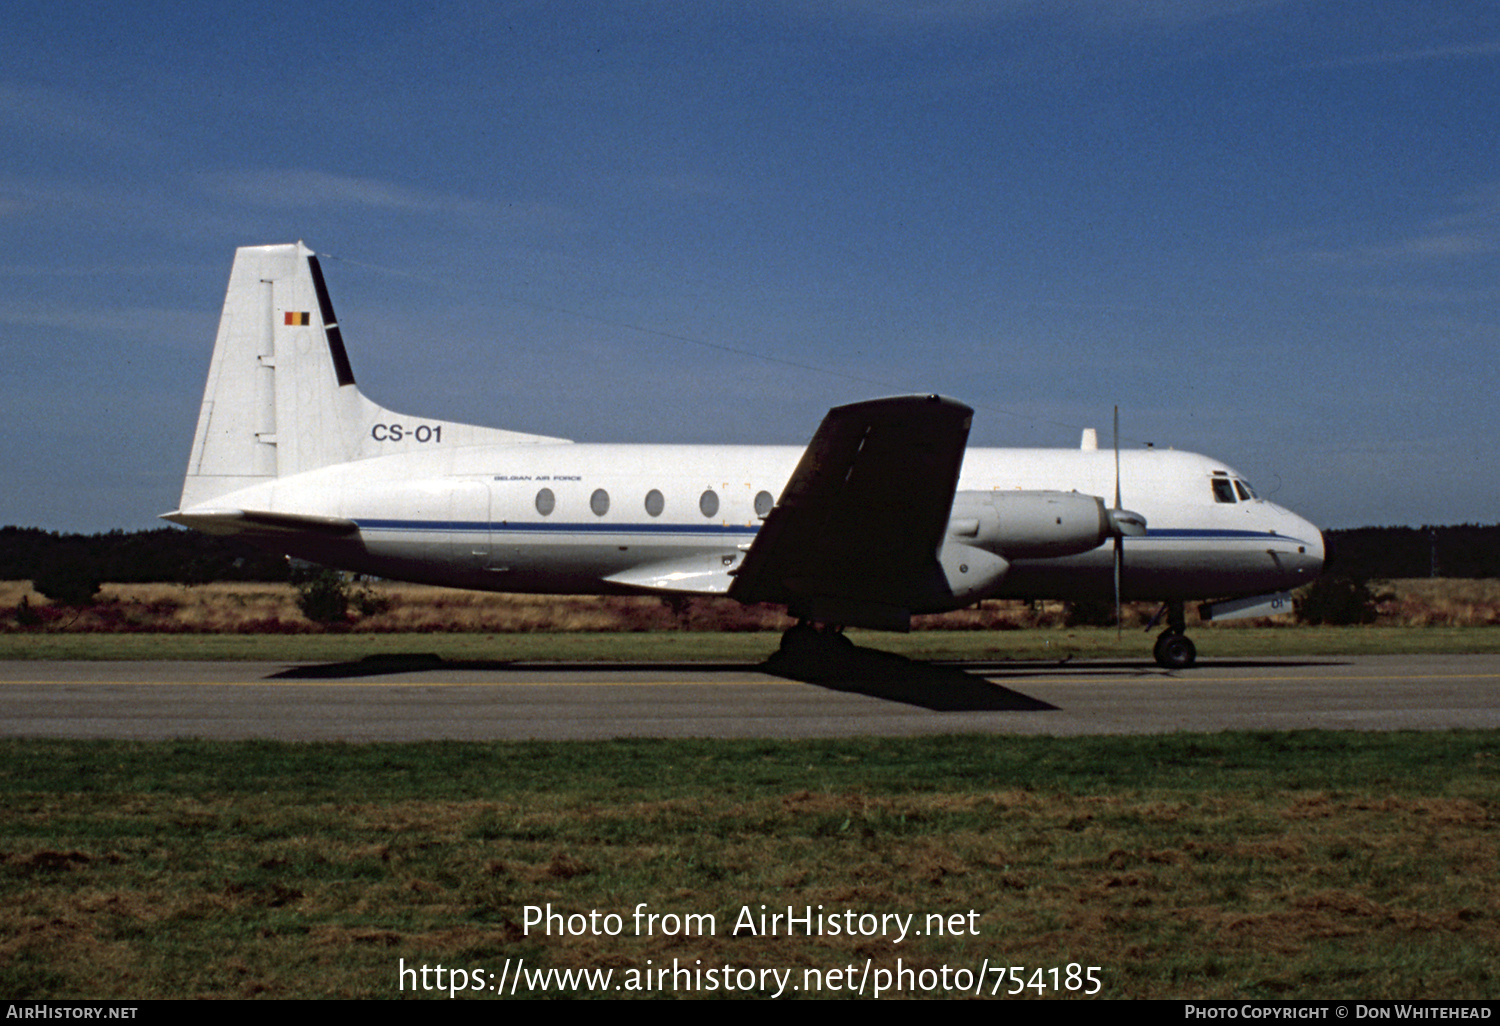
[[164, 242, 1324, 668]]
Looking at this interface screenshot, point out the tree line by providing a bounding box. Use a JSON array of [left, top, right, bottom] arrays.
[[6, 522, 1499, 596], [1320, 524, 1500, 579], [2, 526, 289, 604]]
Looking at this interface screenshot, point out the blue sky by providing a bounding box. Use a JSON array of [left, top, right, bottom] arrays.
[[2, 0, 1496, 533]]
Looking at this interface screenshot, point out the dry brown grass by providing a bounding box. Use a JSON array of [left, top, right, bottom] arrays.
[[0, 580, 796, 634], [3, 578, 1498, 634], [1375, 579, 1500, 627]]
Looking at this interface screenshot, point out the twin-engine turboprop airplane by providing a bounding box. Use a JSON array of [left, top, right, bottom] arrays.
[[164, 242, 1324, 668]]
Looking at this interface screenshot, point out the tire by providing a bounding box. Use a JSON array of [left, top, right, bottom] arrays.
[[1154, 632, 1197, 669]]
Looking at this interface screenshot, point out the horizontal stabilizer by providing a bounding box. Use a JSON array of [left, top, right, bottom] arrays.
[[161, 508, 360, 538]]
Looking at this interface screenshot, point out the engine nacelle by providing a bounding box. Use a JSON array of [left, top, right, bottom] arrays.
[[947, 490, 1112, 559], [935, 541, 1010, 605]]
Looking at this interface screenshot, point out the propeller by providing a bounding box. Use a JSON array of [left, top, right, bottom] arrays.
[[1106, 406, 1148, 637]]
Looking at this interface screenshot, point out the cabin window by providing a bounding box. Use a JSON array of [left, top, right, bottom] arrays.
[[535, 488, 555, 516], [699, 490, 719, 517], [1211, 479, 1237, 504], [644, 489, 664, 517], [754, 490, 774, 518], [591, 489, 610, 516]]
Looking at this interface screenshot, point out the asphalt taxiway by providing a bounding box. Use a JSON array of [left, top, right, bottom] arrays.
[[2, 652, 1497, 740]]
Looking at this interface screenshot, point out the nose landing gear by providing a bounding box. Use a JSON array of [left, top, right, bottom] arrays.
[[1153, 630, 1197, 669], [1151, 600, 1197, 669]]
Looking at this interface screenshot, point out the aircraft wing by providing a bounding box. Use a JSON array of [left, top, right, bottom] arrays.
[[728, 395, 973, 631]]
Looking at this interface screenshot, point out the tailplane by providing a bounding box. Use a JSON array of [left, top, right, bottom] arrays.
[[177, 242, 566, 510]]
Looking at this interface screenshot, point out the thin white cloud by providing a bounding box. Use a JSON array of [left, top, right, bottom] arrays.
[[791, 0, 1291, 34], [1300, 185, 1500, 268], [196, 169, 578, 233], [1314, 39, 1500, 68], [0, 303, 208, 345], [1046, 0, 1292, 31], [201, 170, 456, 212]]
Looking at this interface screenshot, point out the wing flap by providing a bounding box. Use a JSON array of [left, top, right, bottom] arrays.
[[604, 554, 737, 594]]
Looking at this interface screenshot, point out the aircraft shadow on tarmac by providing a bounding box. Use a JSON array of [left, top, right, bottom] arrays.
[[269, 653, 456, 679], [265, 653, 757, 680], [960, 658, 1346, 678], [264, 648, 1052, 712], [759, 650, 1344, 710], [762, 645, 1057, 712], [264, 649, 1342, 713]]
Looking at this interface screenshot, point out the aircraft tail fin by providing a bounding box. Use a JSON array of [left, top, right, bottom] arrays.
[[177, 242, 566, 510]]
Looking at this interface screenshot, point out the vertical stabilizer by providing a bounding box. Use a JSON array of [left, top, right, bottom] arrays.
[[177, 242, 567, 510]]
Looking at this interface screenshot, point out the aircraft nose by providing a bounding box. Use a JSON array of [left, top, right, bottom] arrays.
[[1291, 516, 1325, 579], [1307, 525, 1326, 574], [1266, 505, 1324, 585]]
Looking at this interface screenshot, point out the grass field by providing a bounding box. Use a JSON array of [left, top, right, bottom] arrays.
[[2, 732, 1496, 1000], [4, 624, 1500, 663], [4, 580, 1497, 1000]]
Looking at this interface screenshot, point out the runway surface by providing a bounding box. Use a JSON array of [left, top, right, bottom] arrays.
[[3, 652, 1497, 740]]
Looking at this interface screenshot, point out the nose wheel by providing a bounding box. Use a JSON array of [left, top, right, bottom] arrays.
[[1151, 600, 1197, 668], [1153, 630, 1197, 669]]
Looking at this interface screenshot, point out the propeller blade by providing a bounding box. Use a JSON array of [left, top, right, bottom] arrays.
[[1114, 406, 1122, 637], [1114, 535, 1123, 639], [1113, 405, 1121, 511]]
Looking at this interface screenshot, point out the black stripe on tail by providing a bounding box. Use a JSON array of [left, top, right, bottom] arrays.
[[307, 255, 356, 387]]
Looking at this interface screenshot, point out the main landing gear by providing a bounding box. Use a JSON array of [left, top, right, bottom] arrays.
[[1151, 600, 1197, 669], [777, 620, 854, 663]]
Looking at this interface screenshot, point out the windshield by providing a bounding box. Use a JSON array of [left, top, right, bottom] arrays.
[[1212, 476, 1260, 503]]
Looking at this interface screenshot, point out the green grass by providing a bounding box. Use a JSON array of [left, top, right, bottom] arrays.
[[2, 625, 1499, 662], [2, 733, 1497, 999]]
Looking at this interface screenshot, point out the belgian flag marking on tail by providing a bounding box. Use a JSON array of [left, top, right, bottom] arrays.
[[284, 311, 311, 326]]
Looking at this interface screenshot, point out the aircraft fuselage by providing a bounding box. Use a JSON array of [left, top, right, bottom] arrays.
[[191, 441, 1323, 604]]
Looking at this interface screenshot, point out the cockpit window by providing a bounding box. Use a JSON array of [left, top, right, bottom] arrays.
[[1234, 479, 1255, 501], [1212, 479, 1237, 504]]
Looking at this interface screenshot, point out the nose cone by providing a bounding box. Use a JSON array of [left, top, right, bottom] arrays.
[[1283, 512, 1326, 583], [1304, 523, 1326, 577]]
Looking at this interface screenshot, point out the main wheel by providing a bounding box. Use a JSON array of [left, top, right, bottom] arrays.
[[776, 622, 854, 670], [1153, 631, 1197, 669], [778, 621, 820, 658]]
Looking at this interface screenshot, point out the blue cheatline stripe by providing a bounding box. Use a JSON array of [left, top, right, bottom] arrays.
[[352, 520, 1312, 547], [355, 518, 760, 537], [1136, 529, 1316, 546]]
